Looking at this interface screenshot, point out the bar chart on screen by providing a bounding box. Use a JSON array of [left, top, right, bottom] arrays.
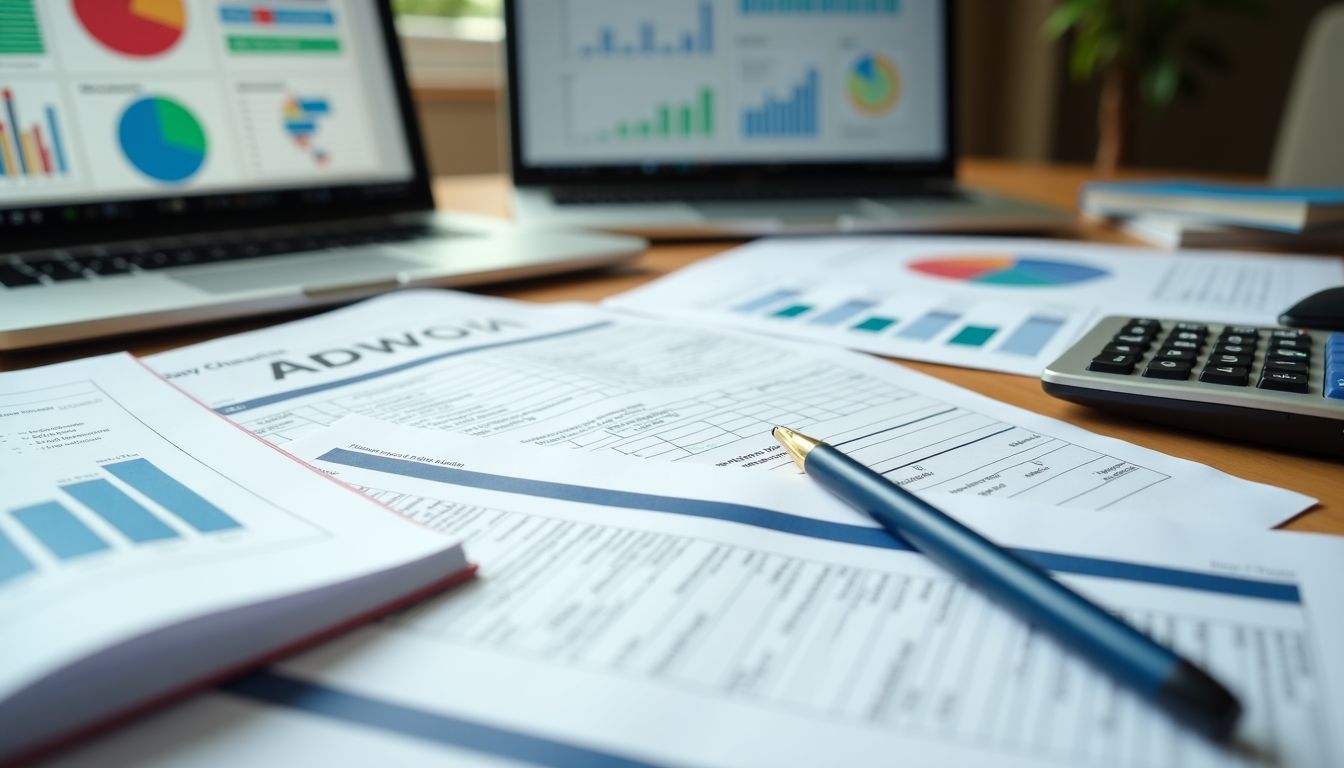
[[0, 379, 322, 596], [0, 83, 73, 184]]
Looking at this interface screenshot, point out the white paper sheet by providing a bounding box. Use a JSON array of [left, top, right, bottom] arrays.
[[147, 290, 1313, 527], [605, 236, 1344, 375], [46, 418, 1344, 768], [0, 356, 460, 734]]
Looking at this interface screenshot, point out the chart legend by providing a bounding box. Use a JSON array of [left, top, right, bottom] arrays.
[[73, 0, 186, 58], [909, 254, 1110, 287]]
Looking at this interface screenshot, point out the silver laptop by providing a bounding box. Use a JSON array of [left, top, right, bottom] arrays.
[[506, 0, 1067, 238], [0, 1, 642, 351]]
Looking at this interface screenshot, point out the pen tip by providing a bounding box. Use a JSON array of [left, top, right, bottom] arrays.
[[772, 425, 821, 471]]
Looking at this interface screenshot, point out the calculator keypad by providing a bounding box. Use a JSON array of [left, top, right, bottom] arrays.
[[1086, 319, 1341, 400]]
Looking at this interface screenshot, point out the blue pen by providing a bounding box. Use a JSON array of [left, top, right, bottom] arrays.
[[772, 425, 1242, 741]]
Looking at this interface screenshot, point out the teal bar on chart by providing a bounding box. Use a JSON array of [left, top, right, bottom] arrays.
[[0, 527, 34, 585], [61, 478, 179, 543], [853, 316, 896, 333], [104, 458, 241, 533], [772, 304, 812, 319], [949, 325, 999, 347], [12, 501, 109, 560]]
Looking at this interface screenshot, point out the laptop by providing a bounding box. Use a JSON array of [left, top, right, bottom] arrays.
[[0, 1, 643, 351], [505, 0, 1068, 239]]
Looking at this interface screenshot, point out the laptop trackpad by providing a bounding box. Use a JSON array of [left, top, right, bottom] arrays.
[[171, 250, 419, 295]]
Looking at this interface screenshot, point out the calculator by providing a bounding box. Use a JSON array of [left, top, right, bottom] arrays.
[[1041, 316, 1344, 457]]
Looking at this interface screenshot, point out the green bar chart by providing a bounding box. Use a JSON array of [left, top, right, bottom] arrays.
[[0, 0, 44, 55], [602, 88, 715, 141]]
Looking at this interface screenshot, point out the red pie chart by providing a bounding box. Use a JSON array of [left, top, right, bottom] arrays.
[[73, 0, 186, 58]]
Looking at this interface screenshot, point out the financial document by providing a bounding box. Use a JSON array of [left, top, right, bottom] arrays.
[[606, 237, 1344, 375], [147, 290, 1312, 527], [48, 419, 1344, 768], [0, 356, 463, 759]]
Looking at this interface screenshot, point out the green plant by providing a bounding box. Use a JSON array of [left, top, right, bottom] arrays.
[[1044, 0, 1263, 173]]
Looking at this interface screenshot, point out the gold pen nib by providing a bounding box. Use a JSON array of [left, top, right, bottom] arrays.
[[772, 425, 823, 471]]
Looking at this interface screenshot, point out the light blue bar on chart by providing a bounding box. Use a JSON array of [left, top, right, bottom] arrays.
[[61, 479, 179, 543], [12, 502, 109, 560], [999, 315, 1067, 357], [731, 288, 801, 313], [896, 310, 960, 341], [0, 528, 35, 584], [809, 299, 878, 326], [104, 459, 241, 533]]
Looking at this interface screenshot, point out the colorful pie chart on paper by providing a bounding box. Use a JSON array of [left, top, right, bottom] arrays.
[[909, 254, 1110, 287], [73, 0, 186, 58], [118, 96, 207, 184]]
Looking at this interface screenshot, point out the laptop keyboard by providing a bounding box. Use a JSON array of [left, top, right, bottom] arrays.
[[0, 223, 436, 288], [550, 183, 965, 206]]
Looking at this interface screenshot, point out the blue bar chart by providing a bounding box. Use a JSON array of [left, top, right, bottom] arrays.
[[2, 457, 243, 585], [721, 286, 1084, 374], [579, 2, 714, 57], [742, 68, 819, 138]]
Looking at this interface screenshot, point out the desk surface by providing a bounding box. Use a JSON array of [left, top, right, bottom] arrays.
[[4, 160, 1341, 535]]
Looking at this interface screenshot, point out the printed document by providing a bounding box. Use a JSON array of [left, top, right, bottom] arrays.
[[147, 290, 1313, 527], [606, 237, 1344, 375], [47, 418, 1344, 768], [0, 355, 467, 760]]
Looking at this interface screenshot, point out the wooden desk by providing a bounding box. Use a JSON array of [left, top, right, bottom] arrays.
[[4, 160, 1341, 535]]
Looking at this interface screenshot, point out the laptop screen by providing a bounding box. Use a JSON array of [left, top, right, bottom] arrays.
[[509, 0, 950, 177], [0, 1, 425, 247]]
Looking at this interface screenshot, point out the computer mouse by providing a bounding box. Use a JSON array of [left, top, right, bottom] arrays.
[[1279, 286, 1344, 331]]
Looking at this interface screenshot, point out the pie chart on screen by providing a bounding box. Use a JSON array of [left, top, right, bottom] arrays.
[[118, 96, 207, 184], [73, 0, 186, 58], [909, 254, 1110, 287]]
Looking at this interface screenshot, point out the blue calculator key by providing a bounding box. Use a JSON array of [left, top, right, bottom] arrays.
[[1328, 336, 1344, 400]]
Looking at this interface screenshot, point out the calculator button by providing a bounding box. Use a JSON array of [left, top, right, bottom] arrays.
[[1128, 318, 1161, 329], [1263, 360, 1308, 374], [1220, 326, 1260, 338], [1208, 353, 1252, 367], [1199, 366, 1250, 386], [1089, 354, 1137, 374], [1102, 343, 1144, 357], [1165, 339, 1201, 351], [1268, 349, 1311, 363], [1218, 334, 1258, 347], [1154, 347, 1197, 362], [1119, 324, 1157, 339], [1212, 343, 1254, 356], [1269, 329, 1311, 341], [1112, 334, 1152, 347], [1258, 370, 1309, 393], [1269, 338, 1309, 351], [1143, 360, 1192, 380], [1174, 322, 1208, 333], [1166, 331, 1205, 345]]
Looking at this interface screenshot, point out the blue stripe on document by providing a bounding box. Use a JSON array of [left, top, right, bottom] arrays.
[[222, 671, 663, 768], [214, 322, 613, 415], [317, 448, 1301, 603]]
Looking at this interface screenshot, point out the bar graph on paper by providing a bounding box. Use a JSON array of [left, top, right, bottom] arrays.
[[0, 382, 322, 592], [714, 286, 1094, 376]]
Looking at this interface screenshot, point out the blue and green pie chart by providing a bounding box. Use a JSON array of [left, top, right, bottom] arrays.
[[118, 96, 207, 184], [910, 253, 1110, 286]]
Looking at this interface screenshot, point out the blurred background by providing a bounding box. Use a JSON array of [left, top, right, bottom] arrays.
[[392, 0, 1335, 178]]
